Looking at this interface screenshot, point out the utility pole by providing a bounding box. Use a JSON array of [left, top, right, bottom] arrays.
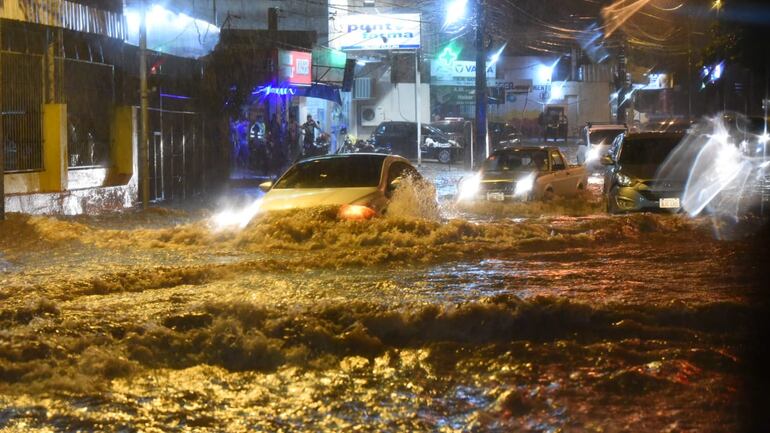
[[415, 50, 422, 166], [0, 18, 4, 220], [616, 41, 628, 125], [474, 0, 488, 167], [687, 18, 693, 120], [139, 2, 150, 208]]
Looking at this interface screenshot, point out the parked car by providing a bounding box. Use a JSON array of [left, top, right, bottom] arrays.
[[576, 122, 627, 170], [430, 118, 471, 150], [490, 122, 523, 149], [258, 154, 431, 219], [431, 119, 523, 161], [371, 121, 461, 163], [457, 146, 588, 202], [601, 132, 686, 214]]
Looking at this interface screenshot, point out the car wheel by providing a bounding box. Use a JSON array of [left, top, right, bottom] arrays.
[[437, 149, 452, 164], [543, 188, 555, 201], [606, 191, 621, 214]]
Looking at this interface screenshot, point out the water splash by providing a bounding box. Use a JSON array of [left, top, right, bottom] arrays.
[[211, 199, 263, 230], [657, 113, 769, 221]]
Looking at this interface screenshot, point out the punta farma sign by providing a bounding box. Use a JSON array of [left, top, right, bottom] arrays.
[[329, 13, 421, 51]]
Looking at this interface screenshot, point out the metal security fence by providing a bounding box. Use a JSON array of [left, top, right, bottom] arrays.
[[1, 52, 44, 172], [62, 58, 114, 168], [148, 109, 203, 202]]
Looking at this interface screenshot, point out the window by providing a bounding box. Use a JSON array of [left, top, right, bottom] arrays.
[[483, 150, 548, 171], [274, 156, 386, 189], [551, 151, 566, 170]]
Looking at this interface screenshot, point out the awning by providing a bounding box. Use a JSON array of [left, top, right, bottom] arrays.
[[0, 0, 127, 40], [296, 84, 342, 105]]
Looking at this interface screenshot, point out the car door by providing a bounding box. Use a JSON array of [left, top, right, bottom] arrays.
[[403, 123, 418, 158], [549, 150, 574, 195]]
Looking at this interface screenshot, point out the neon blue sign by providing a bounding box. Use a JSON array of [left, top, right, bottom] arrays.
[[253, 85, 297, 96]]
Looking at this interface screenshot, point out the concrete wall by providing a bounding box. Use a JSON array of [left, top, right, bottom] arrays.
[[485, 57, 612, 136], [351, 81, 431, 139]]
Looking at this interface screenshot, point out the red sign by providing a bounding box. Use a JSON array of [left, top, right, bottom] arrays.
[[277, 50, 312, 86]]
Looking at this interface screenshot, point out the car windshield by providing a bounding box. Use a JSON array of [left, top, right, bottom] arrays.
[[483, 149, 548, 171], [589, 129, 624, 145], [423, 125, 445, 136], [274, 156, 385, 189], [431, 122, 464, 134], [618, 136, 682, 165]]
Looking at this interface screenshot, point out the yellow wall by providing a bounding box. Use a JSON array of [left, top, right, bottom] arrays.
[[41, 104, 68, 192], [4, 172, 43, 194], [111, 106, 134, 176]]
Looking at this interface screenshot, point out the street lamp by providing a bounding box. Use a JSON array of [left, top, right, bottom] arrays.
[[444, 0, 468, 29]]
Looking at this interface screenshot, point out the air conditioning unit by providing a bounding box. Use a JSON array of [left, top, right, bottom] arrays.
[[353, 77, 373, 100], [360, 105, 384, 127]]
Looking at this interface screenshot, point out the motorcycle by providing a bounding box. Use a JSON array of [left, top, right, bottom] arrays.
[[303, 132, 330, 158], [336, 134, 391, 155]]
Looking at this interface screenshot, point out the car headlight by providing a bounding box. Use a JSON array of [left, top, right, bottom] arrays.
[[514, 174, 535, 196], [615, 172, 635, 187], [457, 174, 481, 201]]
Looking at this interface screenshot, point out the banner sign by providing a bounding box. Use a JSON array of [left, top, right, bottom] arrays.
[[431, 60, 496, 87], [329, 13, 421, 51], [277, 50, 312, 86], [0, 0, 126, 39]]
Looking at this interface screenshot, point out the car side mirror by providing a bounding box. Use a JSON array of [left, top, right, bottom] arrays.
[[388, 177, 403, 192], [600, 155, 614, 166], [259, 181, 273, 193]]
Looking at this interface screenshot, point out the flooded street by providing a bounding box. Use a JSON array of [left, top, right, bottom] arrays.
[[1, 179, 768, 432]]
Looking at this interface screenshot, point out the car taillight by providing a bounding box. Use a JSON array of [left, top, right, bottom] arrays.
[[339, 204, 377, 221]]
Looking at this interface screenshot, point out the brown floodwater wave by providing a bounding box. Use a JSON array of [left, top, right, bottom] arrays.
[[1, 209, 699, 268], [0, 293, 757, 432], [0, 207, 766, 432]]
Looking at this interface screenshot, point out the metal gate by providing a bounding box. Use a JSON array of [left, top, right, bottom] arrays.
[[148, 109, 202, 202], [61, 58, 114, 168], [1, 52, 44, 172]]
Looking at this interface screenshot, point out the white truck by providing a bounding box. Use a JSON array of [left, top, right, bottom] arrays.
[[576, 122, 627, 171], [458, 146, 588, 201]]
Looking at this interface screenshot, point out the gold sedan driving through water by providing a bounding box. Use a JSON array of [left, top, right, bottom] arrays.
[[258, 154, 426, 220]]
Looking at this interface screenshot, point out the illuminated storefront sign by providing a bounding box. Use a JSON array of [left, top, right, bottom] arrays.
[[253, 85, 298, 97], [277, 50, 313, 86], [329, 13, 421, 51], [431, 60, 496, 86]]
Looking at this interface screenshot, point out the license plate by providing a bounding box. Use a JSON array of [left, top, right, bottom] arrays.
[[487, 192, 505, 201], [659, 198, 680, 208]]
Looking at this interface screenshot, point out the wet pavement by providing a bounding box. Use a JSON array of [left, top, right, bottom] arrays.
[[0, 162, 768, 432]]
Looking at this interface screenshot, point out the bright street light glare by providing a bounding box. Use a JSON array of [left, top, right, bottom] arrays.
[[536, 64, 554, 83], [488, 43, 507, 65], [444, 0, 469, 28]]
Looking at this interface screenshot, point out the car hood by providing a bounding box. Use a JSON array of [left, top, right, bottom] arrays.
[[261, 187, 381, 212], [617, 164, 664, 181], [481, 169, 536, 182]]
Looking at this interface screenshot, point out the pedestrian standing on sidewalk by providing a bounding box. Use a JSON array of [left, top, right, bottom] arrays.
[[302, 114, 321, 156], [288, 115, 299, 160]]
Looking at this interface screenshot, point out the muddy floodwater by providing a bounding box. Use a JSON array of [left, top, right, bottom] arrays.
[[1, 195, 768, 432]]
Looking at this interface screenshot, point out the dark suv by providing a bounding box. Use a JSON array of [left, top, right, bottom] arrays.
[[372, 121, 461, 163], [602, 132, 686, 213]]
